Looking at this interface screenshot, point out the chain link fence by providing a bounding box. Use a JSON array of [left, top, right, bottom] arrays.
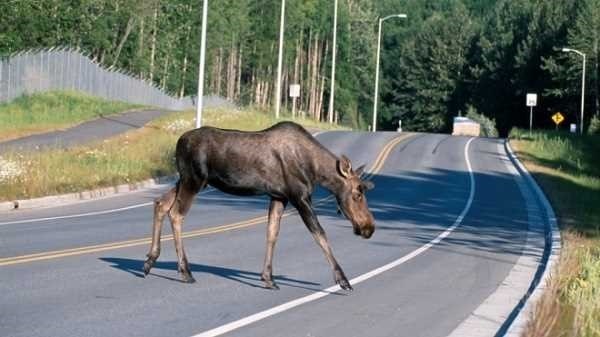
[[0, 48, 207, 110]]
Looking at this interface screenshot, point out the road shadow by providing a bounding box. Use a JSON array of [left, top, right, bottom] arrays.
[[98, 257, 345, 294], [311, 142, 545, 264]]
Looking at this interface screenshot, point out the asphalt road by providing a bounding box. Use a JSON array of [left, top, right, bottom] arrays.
[[0, 109, 172, 152], [0, 131, 547, 337]]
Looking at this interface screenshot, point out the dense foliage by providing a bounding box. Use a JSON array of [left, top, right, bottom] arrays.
[[1, 0, 599, 134]]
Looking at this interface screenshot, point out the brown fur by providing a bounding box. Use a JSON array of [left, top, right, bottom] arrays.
[[143, 122, 375, 290]]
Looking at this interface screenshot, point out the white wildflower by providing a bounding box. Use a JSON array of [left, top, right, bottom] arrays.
[[0, 156, 23, 183], [164, 119, 194, 132], [83, 149, 107, 159]]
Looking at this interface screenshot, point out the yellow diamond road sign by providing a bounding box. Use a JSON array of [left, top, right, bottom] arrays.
[[552, 112, 565, 125]]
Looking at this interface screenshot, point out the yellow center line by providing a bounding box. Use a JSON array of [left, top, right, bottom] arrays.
[[0, 133, 415, 267]]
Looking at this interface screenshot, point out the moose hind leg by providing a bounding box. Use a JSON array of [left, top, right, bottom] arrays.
[[261, 198, 287, 290], [169, 184, 201, 283], [144, 187, 177, 276]]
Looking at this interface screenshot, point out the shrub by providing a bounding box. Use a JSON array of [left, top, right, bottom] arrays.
[[588, 115, 600, 135], [465, 105, 499, 137]]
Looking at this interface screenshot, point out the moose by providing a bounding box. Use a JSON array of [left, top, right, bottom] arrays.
[[143, 121, 375, 291]]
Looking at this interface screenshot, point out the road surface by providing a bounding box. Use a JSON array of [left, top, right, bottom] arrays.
[[0, 131, 549, 337]]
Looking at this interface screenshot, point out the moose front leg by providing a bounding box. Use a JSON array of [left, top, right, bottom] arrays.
[[295, 197, 352, 291], [261, 198, 287, 289]]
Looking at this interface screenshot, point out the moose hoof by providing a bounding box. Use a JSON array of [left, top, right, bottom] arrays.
[[337, 278, 353, 291], [143, 259, 155, 276], [261, 275, 280, 290], [264, 280, 280, 290], [181, 273, 196, 284]]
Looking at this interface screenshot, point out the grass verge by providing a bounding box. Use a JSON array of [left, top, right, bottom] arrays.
[[0, 107, 347, 201], [509, 128, 600, 337], [0, 91, 142, 142]]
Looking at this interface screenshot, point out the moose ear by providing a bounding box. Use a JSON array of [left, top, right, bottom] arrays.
[[337, 155, 352, 178], [355, 164, 367, 177], [361, 180, 375, 191]]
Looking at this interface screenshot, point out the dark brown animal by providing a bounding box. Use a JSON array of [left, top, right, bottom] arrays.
[[143, 121, 375, 291]]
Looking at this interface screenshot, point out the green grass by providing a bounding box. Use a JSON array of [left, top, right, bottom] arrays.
[[0, 107, 347, 201], [509, 128, 600, 337], [0, 91, 141, 141]]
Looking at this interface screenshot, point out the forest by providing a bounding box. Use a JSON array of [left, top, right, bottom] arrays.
[[1, 0, 599, 135]]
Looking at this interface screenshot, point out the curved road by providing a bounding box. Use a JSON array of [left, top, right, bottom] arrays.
[[0, 131, 547, 337]]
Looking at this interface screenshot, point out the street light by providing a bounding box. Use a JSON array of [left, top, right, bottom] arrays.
[[562, 48, 586, 135], [275, 0, 286, 119], [328, 0, 338, 124], [372, 14, 407, 132], [195, 0, 209, 128]]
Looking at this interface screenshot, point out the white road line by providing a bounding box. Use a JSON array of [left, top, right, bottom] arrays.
[[191, 137, 476, 337], [0, 202, 154, 226], [0, 187, 216, 226]]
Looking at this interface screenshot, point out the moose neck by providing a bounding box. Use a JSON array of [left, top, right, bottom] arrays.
[[315, 151, 346, 196]]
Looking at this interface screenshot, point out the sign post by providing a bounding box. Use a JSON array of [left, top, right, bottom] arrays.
[[526, 93, 537, 136], [289, 84, 300, 118]]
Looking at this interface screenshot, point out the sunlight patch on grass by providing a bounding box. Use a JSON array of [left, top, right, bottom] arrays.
[[0, 91, 141, 141]]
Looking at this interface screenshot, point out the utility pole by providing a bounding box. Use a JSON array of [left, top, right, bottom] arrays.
[[328, 0, 338, 124], [562, 48, 586, 135], [372, 14, 407, 132], [195, 0, 208, 128], [275, 0, 286, 119]]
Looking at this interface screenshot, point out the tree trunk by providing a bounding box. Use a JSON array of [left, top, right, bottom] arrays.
[[216, 47, 223, 96], [161, 47, 169, 90], [179, 20, 192, 98], [112, 16, 135, 67], [595, 38, 599, 117], [308, 30, 316, 118], [311, 34, 320, 119], [137, 18, 145, 61], [179, 53, 188, 98], [227, 43, 236, 100], [299, 30, 306, 118], [237, 46, 242, 100], [283, 67, 289, 111], [317, 39, 329, 121], [149, 5, 158, 82]]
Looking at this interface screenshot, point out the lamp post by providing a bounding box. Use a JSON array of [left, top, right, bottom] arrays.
[[275, 0, 286, 119], [195, 0, 208, 128], [562, 48, 586, 135], [372, 14, 407, 132], [328, 0, 338, 124]]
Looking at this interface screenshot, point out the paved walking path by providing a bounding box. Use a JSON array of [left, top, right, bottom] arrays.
[[0, 109, 172, 153]]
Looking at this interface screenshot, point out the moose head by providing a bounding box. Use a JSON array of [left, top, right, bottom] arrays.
[[335, 155, 375, 239]]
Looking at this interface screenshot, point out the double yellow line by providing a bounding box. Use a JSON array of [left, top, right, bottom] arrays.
[[0, 132, 414, 267], [367, 133, 413, 177]]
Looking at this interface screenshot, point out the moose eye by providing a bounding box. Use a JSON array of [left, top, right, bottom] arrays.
[[352, 192, 363, 201]]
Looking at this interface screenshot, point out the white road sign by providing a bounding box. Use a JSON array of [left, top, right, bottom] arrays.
[[289, 84, 300, 98], [526, 93, 537, 107]]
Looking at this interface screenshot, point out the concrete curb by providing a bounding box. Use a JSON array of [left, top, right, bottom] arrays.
[[0, 175, 177, 213], [502, 140, 561, 336], [447, 139, 561, 337]]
